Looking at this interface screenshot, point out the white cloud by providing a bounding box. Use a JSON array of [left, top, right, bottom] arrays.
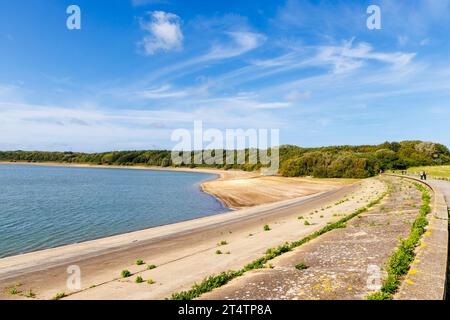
[[205, 31, 266, 60], [133, 84, 209, 100], [315, 40, 416, 74], [139, 11, 183, 55], [135, 84, 188, 99], [0, 100, 285, 151]]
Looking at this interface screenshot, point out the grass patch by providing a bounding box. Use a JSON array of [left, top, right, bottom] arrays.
[[263, 224, 271, 231], [407, 165, 450, 179], [295, 263, 308, 270], [170, 187, 390, 300], [217, 240, 228, 246], [24, 289, 36, 298], [366, 183, 431, 300], [147, 264, 157, 270], [7, 287, 19, 295], [121, 270, 132, 278], [136, 259, 145, 265], [135, 276, 144, 284], [215, 250, 223, 255], [147, 278, 155, 285], [304, 220, 311, 226], [52, 292, 67, 300]]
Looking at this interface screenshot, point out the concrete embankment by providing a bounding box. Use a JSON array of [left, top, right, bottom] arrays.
[[393, 176, 448, 300]]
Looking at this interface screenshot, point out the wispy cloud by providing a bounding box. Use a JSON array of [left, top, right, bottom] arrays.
[[204, 31, 266, 60], [138, 11, 183, 55]]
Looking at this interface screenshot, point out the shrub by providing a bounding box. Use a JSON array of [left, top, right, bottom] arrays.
[[8, 287, 18, 295], [135, 276, 144, 284], [136, 259, 145, 266], [295, 263, 308, 270], [366, 291, 391, 300], [121, 270, 132, 278], [263, 224, 270, 231], [171, 271, 240, 300], [25, 289, 36, 298], [52, 292, 66, 300]]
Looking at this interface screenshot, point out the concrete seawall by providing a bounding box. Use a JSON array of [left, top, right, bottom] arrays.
[[387, 174, 448, 300]]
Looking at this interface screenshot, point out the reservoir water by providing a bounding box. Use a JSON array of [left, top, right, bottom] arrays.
[[0, 164, 228, 258]]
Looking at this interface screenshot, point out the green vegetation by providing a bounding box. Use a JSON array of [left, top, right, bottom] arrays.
[[170, 188, 389, 300], [407, 165, 450, 179], [279, 141, 450, 178], [366, 183, 431, 300], [135, 276, 144, 284], [121, 270, 132, 278], [136, 259, 145, 266], [147, 278, 155, 285], [263, 224, 270, 231], [52, 292, 67, 300], [217, 240, 228, 246], [304, 220, 311, 226], [1, 141, 448, 178], [215, 250, 223, 255], [25, 289, 36, 298], [147, 264, 157, 270], [7, 287, 19, 295], [295, 263, 308, 270]]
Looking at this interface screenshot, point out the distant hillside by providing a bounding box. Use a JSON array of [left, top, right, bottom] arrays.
[[1, 141, 449, 179]]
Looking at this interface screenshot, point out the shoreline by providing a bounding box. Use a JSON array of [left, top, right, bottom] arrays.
[[0, 161, 353, 209], [0, 177, 384, 300], [0, 161, 257, 209], [0, 161, 352, 260], [0, 161, 357, 259], [0, 160, 238, 179]]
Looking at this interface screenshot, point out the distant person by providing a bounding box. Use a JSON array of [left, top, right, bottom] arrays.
[[420, 171, 424, 180], [379, 169, 383, 175], [423, 171, 427, 180]]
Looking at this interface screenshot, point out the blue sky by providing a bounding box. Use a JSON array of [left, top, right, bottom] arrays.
[[0, 0, 449, 152]]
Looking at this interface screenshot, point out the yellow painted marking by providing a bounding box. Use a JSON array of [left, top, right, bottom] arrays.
[[406, 279, 414, 285], [408, 269, 419, 275]]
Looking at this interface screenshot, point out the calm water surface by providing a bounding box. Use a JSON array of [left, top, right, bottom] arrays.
[[0, 164, 228, 258]]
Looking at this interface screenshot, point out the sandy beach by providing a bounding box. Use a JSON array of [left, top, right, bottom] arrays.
[[0, 162, 385, 300]]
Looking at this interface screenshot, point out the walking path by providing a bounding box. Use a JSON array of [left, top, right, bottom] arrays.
[[428, 180, 450, 206], [202, 176, 424, 300], [395, 178, 449, 300]]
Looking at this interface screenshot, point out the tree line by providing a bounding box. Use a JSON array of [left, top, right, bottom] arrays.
[[1, 140, 449, 179]]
